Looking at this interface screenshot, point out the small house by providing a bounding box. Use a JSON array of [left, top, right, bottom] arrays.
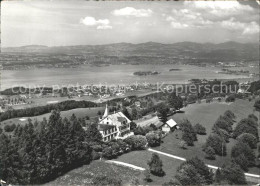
[[160, 119, 179, 133]]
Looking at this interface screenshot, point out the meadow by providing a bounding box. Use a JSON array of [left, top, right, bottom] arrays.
[[115, 150, 183, 185], [44, 160, 141, 185], [154, 98, 260, 174]]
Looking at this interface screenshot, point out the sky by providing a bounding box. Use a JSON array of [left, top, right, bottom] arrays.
[[1, 0, 259, 47]]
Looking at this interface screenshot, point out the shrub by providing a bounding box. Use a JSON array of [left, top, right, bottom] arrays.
[[204, 146, 216, 160], [116, 139, 130, 153], [4, 124, 16, 132], [102, 147, 114, 159], [146, 132, 161, 147], [92, 175, 122, 186], [124, 135, 147, 150], [91, 150, 101, 160], [204, 134, 226, 156], [147, 153, 165, 176], [0, 128, 3, 134], [193, 123, 206, 135], [225, 94, 236, 102], [179, 140, 187, 149], [237, 133, 257, 149]]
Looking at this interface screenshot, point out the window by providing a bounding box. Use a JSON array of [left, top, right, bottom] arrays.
[[104, 137, 107, 141]]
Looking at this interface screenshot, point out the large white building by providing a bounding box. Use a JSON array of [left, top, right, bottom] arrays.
[[98, 105, 133, 141]]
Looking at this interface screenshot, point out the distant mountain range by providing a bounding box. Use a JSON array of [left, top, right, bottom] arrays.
[[2, 41, 259, 61]]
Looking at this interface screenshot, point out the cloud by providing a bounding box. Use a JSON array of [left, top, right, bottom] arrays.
[[166, 9, 213, 29], [80, 16, 112, 29], [166, 16, 189, 29], [184, 1, 254, 19], [112, 7, 153, 17], [221, 18, 259, 35], [97, 25, 112, 30]]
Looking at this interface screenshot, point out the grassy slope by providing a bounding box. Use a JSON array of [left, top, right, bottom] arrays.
[[154, 99, 260, 174], [115, 150, 183, 185], [44, 160, 141, 185]]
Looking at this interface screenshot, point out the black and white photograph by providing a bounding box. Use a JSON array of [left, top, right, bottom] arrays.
[[0, 0, 259, 185]]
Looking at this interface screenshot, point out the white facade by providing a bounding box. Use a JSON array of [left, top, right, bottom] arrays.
[[98, 105, 133, 141]]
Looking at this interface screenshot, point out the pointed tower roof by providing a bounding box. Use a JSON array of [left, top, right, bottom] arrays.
[[102, 104, 108, 118]]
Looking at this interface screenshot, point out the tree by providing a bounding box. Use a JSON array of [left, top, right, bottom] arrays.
[[176, 163, 203, 185], [204, 134, 226, 156], [179, 120, 197, 146], [147, 153, 165, 176], [237, 133, 257, 149], [231, 141, 255, 168], [232, 154, 249, 171], [248, 113, 258, 123], [157, 103, 169, 124], [213, 116, 232, 134], [122, 107, 132, 120], [131, 108, 138, 120], [130, 121, 137, 131], [233, 118, 258, 139], [168, 94, 183, 110], [254, 99, 260, 111], [4, 124, 16, 132], [146, 132, 161, 147], [175, 157, 213, 185], [133, 126, 146, 136], [212, 126, 230, 142], [219, 162, 246, 185], [214, 168, 222, 183], [85, 123, 102, 142], [124, 135, 147, 150], [223, 110, 236, 120], [193, 123, 206, 135], [204, 146, 216, 160]]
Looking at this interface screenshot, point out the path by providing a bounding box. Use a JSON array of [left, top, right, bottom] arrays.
[[148, 148, 260, 183], [106, 160, 145, 171]]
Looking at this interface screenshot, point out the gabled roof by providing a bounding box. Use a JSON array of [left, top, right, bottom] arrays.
[[100, 111, 131, 127], [166, 119, 177, 127]]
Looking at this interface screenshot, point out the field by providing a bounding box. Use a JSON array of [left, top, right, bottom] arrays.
[[0, 107, 105, 129], [45, 160, 141, 185], [115, 150, 183, 185], [154, 98, 260, 174]]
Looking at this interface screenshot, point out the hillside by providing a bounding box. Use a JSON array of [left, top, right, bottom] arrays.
[[2, 41, 259, 62]]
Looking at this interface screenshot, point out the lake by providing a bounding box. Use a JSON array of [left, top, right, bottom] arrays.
[[1, 64, 253, 90]]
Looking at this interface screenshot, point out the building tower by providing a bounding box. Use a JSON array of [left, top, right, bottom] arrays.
[[102, 104, 108, 119]]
